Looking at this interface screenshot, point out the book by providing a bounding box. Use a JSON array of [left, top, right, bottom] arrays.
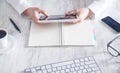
[[28, 20, 96, 46]]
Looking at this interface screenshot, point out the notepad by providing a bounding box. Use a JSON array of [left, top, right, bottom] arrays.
[[28, 20, 96, 46]]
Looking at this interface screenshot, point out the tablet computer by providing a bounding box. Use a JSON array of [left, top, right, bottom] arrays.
[[38, 15, 78, 23]]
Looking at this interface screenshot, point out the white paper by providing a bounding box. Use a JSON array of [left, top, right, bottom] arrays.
[[28, 23, 60, 46], [62, 20, 96, 46]]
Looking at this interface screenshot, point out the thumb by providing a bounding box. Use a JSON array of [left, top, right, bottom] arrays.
[[37, 9, 48, 16]]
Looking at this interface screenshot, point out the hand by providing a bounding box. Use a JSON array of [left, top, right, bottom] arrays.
[[23, 7, 48, 24], [66, 8, 92, 24]]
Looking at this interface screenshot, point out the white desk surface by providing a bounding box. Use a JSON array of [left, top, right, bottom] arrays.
[[0, 0, 120, 73]]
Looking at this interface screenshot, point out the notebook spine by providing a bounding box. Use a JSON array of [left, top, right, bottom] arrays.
[[59, 23, 63, 45]]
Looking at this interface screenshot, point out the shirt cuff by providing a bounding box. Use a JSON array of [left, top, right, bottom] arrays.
[[7, 0, 33, 15], [14, 3, 32, 15], [88, 0, 107, 19]]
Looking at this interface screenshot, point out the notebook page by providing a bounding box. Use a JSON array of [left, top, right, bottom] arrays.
[[62, 20, 96, 46], [28, 22, 60, 46]]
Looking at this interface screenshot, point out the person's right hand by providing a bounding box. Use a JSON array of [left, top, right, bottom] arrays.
[[66, 8, 92, 24], [23, 7, 48, 24]]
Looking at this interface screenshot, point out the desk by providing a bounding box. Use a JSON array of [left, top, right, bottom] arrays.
[[0, 0, 120, 73]]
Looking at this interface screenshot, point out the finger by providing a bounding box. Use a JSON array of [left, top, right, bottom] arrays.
[[66, 10, 76, 15], [31, 12, 40, 24], [76, 14, 80, 19], [32, 17, 39, 24], [38, 9, 48, 16], [65, 21, 74, 24], [75, 10, 80, 18], [44, 16, 48, 20], [67, 19, 81, 24], [35, 8, 48, 16], [65, 16, 75, 19], [65, 19, 81, 24], [72, 19, 81, 24]]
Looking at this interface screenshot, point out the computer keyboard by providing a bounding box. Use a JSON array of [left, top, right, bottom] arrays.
[[24, 56, 102, 73]]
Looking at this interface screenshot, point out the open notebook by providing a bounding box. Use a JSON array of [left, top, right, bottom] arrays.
[[28, 20, 96, 46]]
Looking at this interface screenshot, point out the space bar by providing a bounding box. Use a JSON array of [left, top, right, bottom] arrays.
[[52, 60, 74, 67]]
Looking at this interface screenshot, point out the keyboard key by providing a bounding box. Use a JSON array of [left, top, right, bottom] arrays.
[[89, 64, 97, 68], [78, 70, 82, 73], [25, 69, 31, 72], [37, 71, 42, 73], [85, 61, 95, 65], [75, 67, 79, 70], [57, 66, 62, 70], [56, 71, 60, 73], [71, 64, 75, 67], [31, 68, 36, 72], [92, 67, 99, 71], [42, 70, 47, 73], [83, 69, 87, 73], [61, 70, 65, 73], [74, 59, 80, 63], [73, 71, 77, 73], [96, 71, 102, 73], [70, 68, 75, 71], [52, 61, 74, 67], [87, 68, 92, 72], [62, 65, 66, 69], [24, 70, 31, 73], [65, 69, 70, 72], [52, 67, 57, 71], [80, 59, 84, 62], [89, 57, 94, 61], [46, 65, 52, 69], [76, 63, 80, 67], [66, 64, 71, 68], [80, 66, 84, 69], [84, 65, 89, 69], [32, 72, 37, 73], [80, 62, 85, 65], [85, 58, 89, 61], [47, 68, 52, 72], [36, 67, 41, 70], [41, 66, 46, 70]]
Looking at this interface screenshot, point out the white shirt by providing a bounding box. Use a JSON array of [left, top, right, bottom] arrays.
[[6, 0, 114, 18]]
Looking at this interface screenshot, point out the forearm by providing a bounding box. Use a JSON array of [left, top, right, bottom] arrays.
[[88, 0, 113, 19]]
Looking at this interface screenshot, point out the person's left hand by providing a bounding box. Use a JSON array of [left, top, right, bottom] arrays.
[[66, 8, 91, 24], [23, 7, 48, 25]]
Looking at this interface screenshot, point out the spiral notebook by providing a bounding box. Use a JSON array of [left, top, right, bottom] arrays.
[[28, 20, 96, 46]]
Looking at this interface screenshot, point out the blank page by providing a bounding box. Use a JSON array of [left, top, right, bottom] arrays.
[[62, 20, 96, 46], [28, 22, 60, 46]]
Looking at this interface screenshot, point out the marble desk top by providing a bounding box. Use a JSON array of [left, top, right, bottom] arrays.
[[0, 0, 120, 73]]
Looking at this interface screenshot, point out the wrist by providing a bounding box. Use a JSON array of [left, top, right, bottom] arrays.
[[22, 8, 29, 15], [88, 8, 94, 17], [88, 8, 95, 19]]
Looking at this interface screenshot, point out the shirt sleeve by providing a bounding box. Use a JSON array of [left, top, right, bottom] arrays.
[[88, 0, 113, 19], [7, 0, 32, 15]]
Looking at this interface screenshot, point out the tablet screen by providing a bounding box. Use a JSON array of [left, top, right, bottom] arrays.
[[39, 15, 77, 20]]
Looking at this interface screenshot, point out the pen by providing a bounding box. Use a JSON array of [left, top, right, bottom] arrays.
[[9, 17, 21, 33]]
